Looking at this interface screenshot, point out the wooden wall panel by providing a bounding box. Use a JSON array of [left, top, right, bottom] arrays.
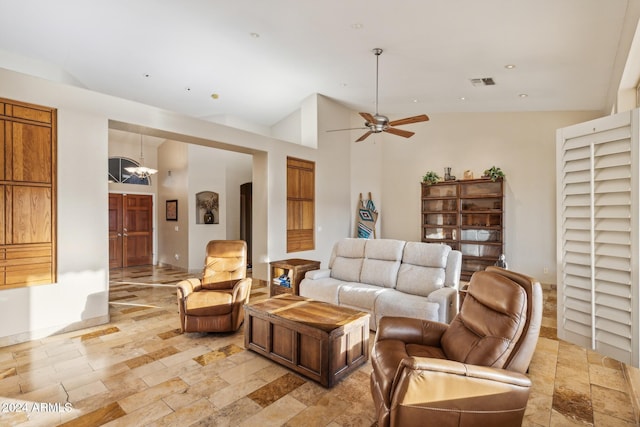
[[286, 157, 315, 253], [0, 97, 56, 289]]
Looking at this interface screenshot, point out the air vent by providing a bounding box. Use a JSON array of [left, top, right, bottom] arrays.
[[470, 77, 496, 87]]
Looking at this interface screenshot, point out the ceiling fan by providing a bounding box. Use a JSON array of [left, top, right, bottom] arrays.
[[328, 48, 429, 142]]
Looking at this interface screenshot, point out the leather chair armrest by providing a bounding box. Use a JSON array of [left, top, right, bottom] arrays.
[[177, 278, 202, 299], [232, 277, 252, 302], [399, 357, 531, 387], [375, 316, 448, 347], [390, 357, 531, 424]]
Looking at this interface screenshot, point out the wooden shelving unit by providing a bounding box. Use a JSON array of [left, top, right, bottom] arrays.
[[421, 178, 504, 281]]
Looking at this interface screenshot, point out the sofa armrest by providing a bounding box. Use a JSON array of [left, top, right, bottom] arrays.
[[444, 249, 462, 288], [304, 268, 331, 280], [427, 286, 458, 323], [390, 357, 531, 421], [375, 316, 448, 346]]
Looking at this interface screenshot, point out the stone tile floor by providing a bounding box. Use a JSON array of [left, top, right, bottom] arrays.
[[0, 265, 637, 426]]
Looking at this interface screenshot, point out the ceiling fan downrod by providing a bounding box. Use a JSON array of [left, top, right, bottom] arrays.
[[373, 48, 383, 116]]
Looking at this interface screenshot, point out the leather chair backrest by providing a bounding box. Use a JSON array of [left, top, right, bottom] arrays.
[[440, 269, 528, 369], [485, 266, 543, 373], [201, 240, 247, 287]]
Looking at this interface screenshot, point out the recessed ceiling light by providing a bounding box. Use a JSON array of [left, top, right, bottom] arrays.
[[518, 93, 528, 98], [350, 23, 364, 30], [211, 93, 220, 100], [460, 97, 466, 101], [505, 64, 516, 69], [250, 32, 260, 38], [412, 98, 419, 103]]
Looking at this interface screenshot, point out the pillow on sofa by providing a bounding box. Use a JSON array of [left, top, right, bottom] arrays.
[[330, 238, 366, 282], [395, 242, 451, 297]]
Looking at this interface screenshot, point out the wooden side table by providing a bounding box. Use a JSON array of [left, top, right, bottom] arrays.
[[270, 258, 320, 297]]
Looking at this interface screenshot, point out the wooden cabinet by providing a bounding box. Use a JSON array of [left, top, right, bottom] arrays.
[[0, 98, 56, 289], [270, 258, 320, 297], [422, 179, 503, 281]]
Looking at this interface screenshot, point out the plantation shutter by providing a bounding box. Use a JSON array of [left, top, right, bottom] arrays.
[[556, 110, 639, 367]]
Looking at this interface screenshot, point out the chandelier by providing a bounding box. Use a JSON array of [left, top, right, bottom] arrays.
[[125, 134, 158, 178]]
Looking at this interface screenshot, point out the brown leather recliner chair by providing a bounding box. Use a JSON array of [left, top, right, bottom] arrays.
[[177, 240, 251, 333], [370, 266, 542, 427]]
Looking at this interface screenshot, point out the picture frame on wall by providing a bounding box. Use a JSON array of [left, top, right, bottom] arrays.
[[166, 199, 178, 221]]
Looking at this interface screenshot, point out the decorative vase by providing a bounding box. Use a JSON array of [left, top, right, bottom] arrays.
[[204, 211, 214, 224]]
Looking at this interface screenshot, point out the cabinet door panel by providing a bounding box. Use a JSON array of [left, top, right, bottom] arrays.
[[11, 186, 52, 244], [0, 120, 5, 181], [11, 122, 52, 183]]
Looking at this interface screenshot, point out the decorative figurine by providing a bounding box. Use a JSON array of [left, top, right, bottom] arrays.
[[495, 254, 508, 269]]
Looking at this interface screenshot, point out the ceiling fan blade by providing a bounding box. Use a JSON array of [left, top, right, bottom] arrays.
[[326, 127, 368, 132], [359, 112, 375, 123], [384, 127, 415, 138], [388, 114, 430, 127], [356, 131, 373, 142]]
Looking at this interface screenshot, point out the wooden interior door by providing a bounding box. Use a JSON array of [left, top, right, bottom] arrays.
[[109, 193, 153, 268], [108, 193, 123, 268], [240, 182, 252, 267]]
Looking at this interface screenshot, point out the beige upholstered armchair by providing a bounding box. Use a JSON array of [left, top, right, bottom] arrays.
[[370, 266, 542, 427], [177, 240, 251, 333]]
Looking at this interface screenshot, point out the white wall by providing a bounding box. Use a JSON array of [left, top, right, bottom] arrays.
[[157, 140, 189, 270], [188, 145, 229, 272], [369, 111, 602, 283]]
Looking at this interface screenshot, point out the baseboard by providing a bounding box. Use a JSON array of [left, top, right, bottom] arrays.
[[0, 315, 110, 348]]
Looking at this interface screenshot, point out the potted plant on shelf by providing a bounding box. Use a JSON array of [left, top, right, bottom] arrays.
[[422, 171, 441, 185], [483, 166, 505, 182]]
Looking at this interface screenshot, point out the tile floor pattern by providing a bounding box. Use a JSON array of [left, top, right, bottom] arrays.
[[0, 265, 637, 426]]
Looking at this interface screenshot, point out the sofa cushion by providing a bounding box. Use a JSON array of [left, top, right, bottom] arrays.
[[395, 242, 451, 297], [374, 289, 440, 327], [402, 241, 451, 268], [360, 239, 405, 288], [338, 282, 391, 311], [329, 238, 366, 282]]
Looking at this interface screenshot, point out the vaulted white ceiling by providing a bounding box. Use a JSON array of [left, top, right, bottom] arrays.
[[0, 0, 638, 128]]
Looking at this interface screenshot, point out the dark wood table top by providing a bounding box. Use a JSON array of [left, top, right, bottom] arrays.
[[246, 294, 369, 333]]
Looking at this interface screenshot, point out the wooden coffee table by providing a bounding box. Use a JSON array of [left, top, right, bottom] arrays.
[[244, 294, 370, 387]]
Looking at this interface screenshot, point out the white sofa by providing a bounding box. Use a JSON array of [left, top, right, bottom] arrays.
[[299, 238, 462, 331]]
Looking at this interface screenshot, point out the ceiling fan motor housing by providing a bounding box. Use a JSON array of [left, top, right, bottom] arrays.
[[366, 114, 389, 133]]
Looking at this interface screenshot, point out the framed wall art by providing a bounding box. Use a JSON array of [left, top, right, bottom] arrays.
[[166, 199, 178, 221]]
